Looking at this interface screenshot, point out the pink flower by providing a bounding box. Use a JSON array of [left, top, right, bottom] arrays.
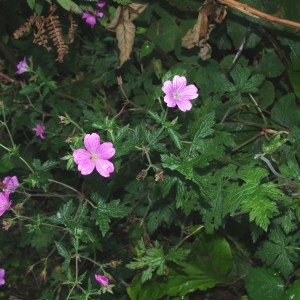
[[96, 1, 106, 8], [16, 57, 29, 74], [32, 124, 45, 139], [73, 133, 115, 177], [162, 75, 198, 112], [3, 176, 19, 192], [0, 269, 5, 286], [0, 191, 11, 216], [95, 274, 108, 287], [82, 12, 97, 27], [82, 1, 106, 27]]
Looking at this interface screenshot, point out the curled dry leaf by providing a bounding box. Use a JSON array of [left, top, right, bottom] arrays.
[[182, 0, 227, 60], [107, 3, 148, 67]]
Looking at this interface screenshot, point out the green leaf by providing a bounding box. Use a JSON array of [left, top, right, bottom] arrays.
[[55, 241, 70, 259], [284, 279, 300, 300], [256, 228, 298, 278], [271, 93, 300, 127], [167, 128, 182, 149], [245, 268, 285, 300], [147, 15, 179, 53], [93, 196, 131, 236], [230, 64, 264, 93], [26, 0, 35, 10], [257, 49, 285, 78], [127, 233, 232, 299], [140, 41, 155, 59], [56, 0, 82, 13]]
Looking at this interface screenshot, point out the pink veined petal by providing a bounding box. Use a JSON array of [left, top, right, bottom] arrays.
[[73, 149, 95, 175], [77, 160, 95, 175], [3, 176, 19, 192], [0, 194, 11, 216], [180, 85, 199, 100], [163, 94, 177, 107], [162, 80, 174, 95], [176, 99, 192, 112], [95, 274, 108, 287], [98, 142, 116, 160], [172, 75, 187, 91], [84, 133, 101, 153], [95, 159, 114, 177], [73, 149, 91, 164]]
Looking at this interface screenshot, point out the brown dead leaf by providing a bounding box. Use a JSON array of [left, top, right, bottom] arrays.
[[181, 0, 227, 60], [106, 3, 148, 67], [116, 9, 136, 67], [128, 3, 148, 21]]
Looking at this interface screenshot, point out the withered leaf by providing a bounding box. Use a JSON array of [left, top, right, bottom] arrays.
[[116, 9, 136, 67], [106, 3, 147, 67], [128, 3, 148, 21], [181, 0, 227, 60]]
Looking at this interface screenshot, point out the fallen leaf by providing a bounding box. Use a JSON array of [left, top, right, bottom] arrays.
[[106, 3, 148, 67]]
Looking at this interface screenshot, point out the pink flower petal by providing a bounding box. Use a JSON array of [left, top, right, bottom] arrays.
[[73, 149, 90, 164], [162, 80, 173, 95], [99, 142, 116, 160], [163, 94, 177, 107], [96, 1, 106, 8], [95, 159, 114, 177], [0, 192, 11, 216], [172, 75, 187, 91], [180, 85, 199, 100], [176, 100, 192, 112], [3, 176, 19, 192], [95, 274, 108, 287], [0, 268, 5, 286], [84, 133, 101, 153]]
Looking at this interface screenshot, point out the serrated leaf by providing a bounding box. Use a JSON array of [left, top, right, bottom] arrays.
[[94, 197, 131, 236], [230, 64, 264, 93], [55, 241, 70, 259], [256, 228, 298, 278]]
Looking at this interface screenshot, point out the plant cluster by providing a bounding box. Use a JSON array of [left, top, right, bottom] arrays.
[[0, 0, 300, 299]]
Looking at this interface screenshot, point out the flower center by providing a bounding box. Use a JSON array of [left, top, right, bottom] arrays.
[[90, 152, 99, 162], [173, 91, 180, 99]]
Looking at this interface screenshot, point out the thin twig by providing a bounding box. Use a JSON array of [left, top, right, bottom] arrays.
[[217, 0, 300, 30]]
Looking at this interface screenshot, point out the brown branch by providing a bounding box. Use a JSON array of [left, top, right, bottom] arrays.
[[217, 0, 300, 30]]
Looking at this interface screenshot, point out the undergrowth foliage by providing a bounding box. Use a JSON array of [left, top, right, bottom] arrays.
[[1, 0, 300, 299]]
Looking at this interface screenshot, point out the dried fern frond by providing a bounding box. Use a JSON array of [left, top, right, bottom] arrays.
[[33, 17, 52, 51], [13, 14, 37, 39], [68, 15, 77, 44], [47, 15, 69, 62], [13, 3, 78, 62]]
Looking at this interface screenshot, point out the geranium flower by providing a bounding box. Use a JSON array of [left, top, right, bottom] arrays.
[[32, 124, 45, 139], [3, 176, 19, 192], [16, 57, 29, 74], [73, 133, 115, 177], [95, 274, 108, 287], [0, 269, 5, 286], [82, 1, 106, 27], [162, 75, 199, 112], [82, 12, 97, 27], [0, 191, 11, 216]]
